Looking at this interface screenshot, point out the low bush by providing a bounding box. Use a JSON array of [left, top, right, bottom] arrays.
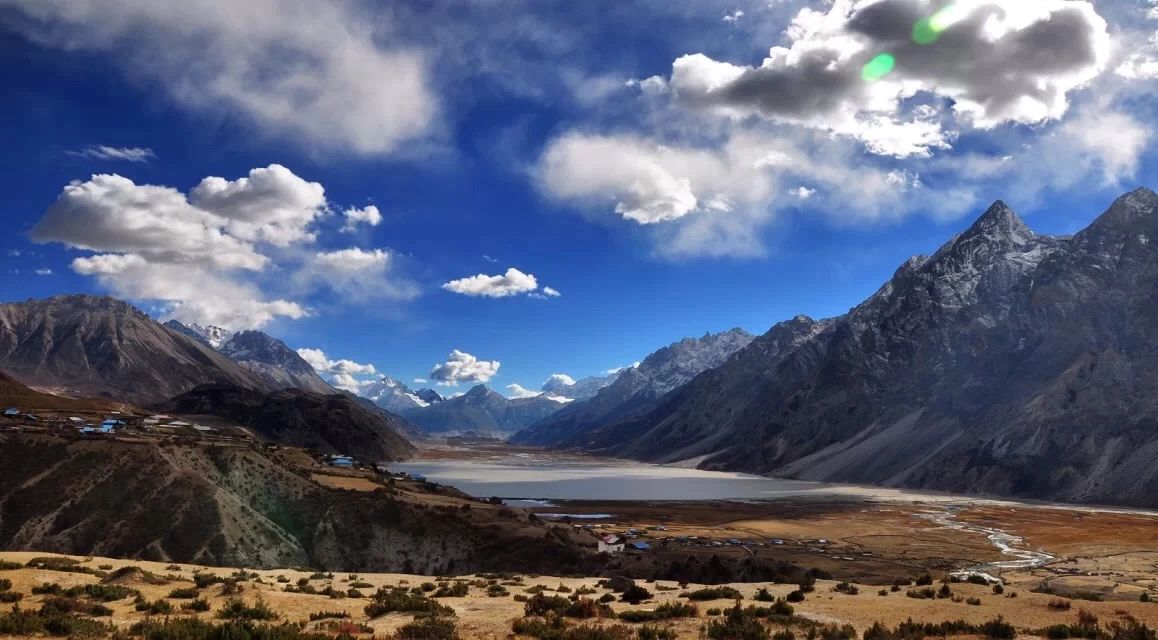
[[703, 605, 770, 640], [168, 587, 200, 599], [134, 597, 174, 615], [308, 610, 350, 621], [217, 597, 278, 621], [365, 588, 454, 618], [41, 595, 114, 617], [433, 582, 469, 598], [620, 586, 652, 605], [397, 615, 459, 640], [181, 598, 211, 612], [637, 625, 677, 640], [685, 587, 742, 601], [617, 602, 698, 623], [0, 604, 115, 637]]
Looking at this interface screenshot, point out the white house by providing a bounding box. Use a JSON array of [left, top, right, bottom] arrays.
[[598, 534, 625, 554]]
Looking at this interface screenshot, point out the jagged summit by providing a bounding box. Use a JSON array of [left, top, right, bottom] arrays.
[[960, 200, 1034, 246]]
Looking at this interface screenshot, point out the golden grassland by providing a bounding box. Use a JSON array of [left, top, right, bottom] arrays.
[[1, 546, 1156, 640]]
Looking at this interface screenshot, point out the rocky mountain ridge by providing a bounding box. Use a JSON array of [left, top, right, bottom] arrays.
[[0, 295, 271, 404], [510, 327, 755, 446], [565, 189, 1158, 508]]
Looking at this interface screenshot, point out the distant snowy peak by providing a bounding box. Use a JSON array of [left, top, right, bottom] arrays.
[[415, 388, 444, 405], [164, 320, 232, 348], [541, 372, 619, 402], [163, 320, 331, 394], [361, 376, 440, 414], [185, 322, 235, 349]]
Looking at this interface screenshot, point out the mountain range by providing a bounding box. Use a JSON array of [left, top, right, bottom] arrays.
[[0, 295, 272, 404], [550, 188, 1158, 508], [510, 328, 755, 446], [401, 384, 570, 435], [361, 376, 444, 414], [165, 321, 334, 394]]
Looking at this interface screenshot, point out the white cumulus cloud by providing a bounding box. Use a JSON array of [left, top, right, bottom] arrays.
[[442, 267, 557, 299], [297, 347, 378, 392], [341, 205, 383, 232], [430, 350, 500, 386]]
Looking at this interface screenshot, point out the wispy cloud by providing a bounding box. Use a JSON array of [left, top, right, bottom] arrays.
[[69, 145, 156, 162]]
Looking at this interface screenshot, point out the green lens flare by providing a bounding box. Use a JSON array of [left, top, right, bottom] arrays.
[[913, 3, 965, 45], [861, 53, 896, 82], [912, 17, 939, 44]]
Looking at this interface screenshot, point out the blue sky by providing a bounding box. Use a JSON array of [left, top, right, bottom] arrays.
[[1, 0, 1156, 397]]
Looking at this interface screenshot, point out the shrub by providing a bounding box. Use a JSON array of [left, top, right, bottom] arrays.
[[617, 602, 698, 623], [181, 598, 211, 612], [351, 581, 374, 589], [906, 588, 936, 600], [41, 596, 114, 617], [598, 594, 615, 604], [168, 587, 201, 599], [526, 594, 612, 619], [0, 579, 10, 591], [194, 573, 224, 589], [981, 617, 1016, 639], [397, 616, 459, 640], [135, 597, 174, 614], [937, 584, 954, 599], [511, 616, 634, 640], [365, 588, 454, 618], [915, 574, 934, 586], [486, 584, 510, 598], [685, 587, 742, 601], [32, 583, 63, 595], [431, 582, 468, 598], [1141, 593, 1150, 603], [620, 586, 652, 605], [754, 588, 775, 602], [309, 611, 351, 621], [0, 561, 23, 571], [833, 582, 859, 595], [785, 590, 805, 603], [993, 584, 1005, 595], [704, 605, 769, 640], [217, 597, 278, 621], [1049, 599, 1073, 611], [0, 592, 23, 603], [966, 597, 982, 606], [637, 625, 677, 640], [0, 604, 115, 637]]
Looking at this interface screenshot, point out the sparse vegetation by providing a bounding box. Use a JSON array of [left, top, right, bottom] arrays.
[[525, 594, 613, 619], [217, 597, 278, 621], [167, 587, 201, 599], [365, 587, 455, 618], [684, 586, 742, 601], [617, 602, 698, 623]]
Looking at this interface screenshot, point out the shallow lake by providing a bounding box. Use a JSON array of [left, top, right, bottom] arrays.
[[391, 451, 904, 501]]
